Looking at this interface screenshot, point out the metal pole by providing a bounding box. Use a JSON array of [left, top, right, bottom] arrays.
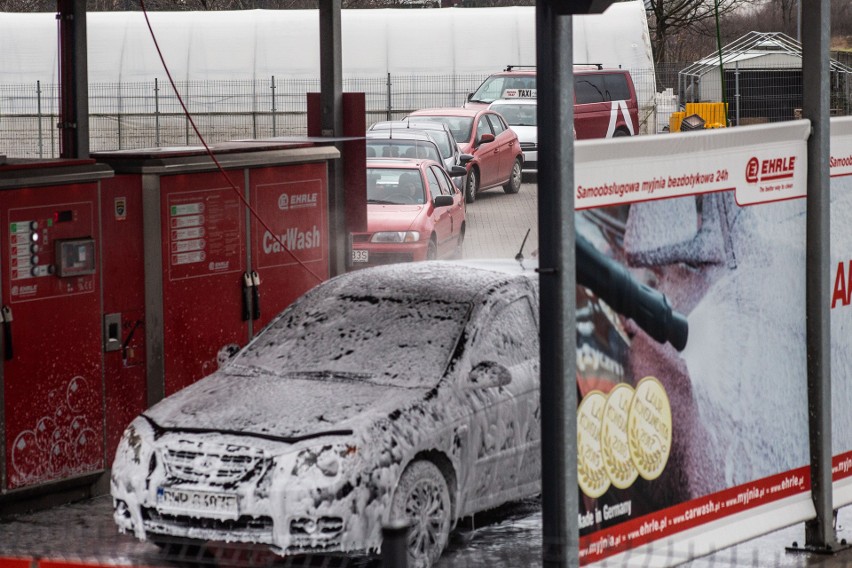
[[57, 0, 90, 159], [802, 0, 835, 552], [381, 522, 409, 568], [536, 2, 577, 567], [37, 81, 44, 158], [319, 0, 345, 276], [155, 78, 160, 148], [386, 72, 392, 120], [735, 62, 740, 126], [271, 75, 277, 137]]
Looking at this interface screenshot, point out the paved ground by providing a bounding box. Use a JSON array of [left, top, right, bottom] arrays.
[[3, 180, 852, 567]]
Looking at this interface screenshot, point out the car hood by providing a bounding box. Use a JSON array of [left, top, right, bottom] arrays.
[[143, 369, 427, 442], [368, 204, 424, 233]]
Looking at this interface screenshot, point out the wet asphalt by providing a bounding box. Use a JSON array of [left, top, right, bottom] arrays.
[[4, 181, 852, 567]]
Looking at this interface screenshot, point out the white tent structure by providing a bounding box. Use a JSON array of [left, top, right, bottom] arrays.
[[0, 3, 658, 155], [1, 3, 653, 82]]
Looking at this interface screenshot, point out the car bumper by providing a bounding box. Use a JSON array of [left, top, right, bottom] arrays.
[[521, 150, 537, 173], [112, 440, 393, 555], [349, 241, 429, 269]]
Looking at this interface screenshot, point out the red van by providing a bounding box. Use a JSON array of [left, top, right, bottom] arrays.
[[465, 65, 639, 139]]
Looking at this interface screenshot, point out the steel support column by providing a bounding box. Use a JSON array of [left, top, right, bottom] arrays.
[[802, 0, 835, 552], [319, 0, 345, 276], [536, 3, 577, 567], [57, 0, 89, 159]]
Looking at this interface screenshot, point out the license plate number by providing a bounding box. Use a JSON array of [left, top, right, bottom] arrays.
[[157, 487, 238, 519], [352, 249, 369, 263]]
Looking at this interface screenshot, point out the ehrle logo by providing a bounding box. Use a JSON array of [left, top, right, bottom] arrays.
[[746, 156, 796, 184], [278, 192, 318, 211]]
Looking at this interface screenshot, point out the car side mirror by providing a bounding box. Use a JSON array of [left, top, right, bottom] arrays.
[[449, 165, 468, 177], [459, 153, 474, 165], [477, 133, 495, 146], [467, 361, 512, 389], [433, 194, 454, 208]]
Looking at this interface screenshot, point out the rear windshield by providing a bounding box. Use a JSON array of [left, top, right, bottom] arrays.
[[488, 103, 537, 127], [366, 139, 441, 163], [409, 116, 473, 145]]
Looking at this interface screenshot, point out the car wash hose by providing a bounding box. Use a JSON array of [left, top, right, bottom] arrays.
[[576, 232, 689, 351]]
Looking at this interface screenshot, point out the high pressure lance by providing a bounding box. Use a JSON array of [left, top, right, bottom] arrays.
[[576, 232, 689, 352]]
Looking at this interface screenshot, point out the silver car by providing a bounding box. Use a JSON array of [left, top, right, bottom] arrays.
[[488, 98, 538, 174], [111, 261, 541, 568]]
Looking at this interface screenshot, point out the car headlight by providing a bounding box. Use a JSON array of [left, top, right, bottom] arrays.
[[292, 444, 358, 478], [371, 231, 420, 243]]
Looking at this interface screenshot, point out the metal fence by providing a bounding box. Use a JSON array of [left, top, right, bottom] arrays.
[[2, 65, 850, 158]]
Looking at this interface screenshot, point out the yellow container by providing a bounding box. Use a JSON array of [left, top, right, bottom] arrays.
[[670, 111, 686, 133]]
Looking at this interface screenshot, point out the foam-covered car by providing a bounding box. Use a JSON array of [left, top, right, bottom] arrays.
[[111, 261, 541, 568]]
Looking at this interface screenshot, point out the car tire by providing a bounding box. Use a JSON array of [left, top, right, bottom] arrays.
[[389, 460, 452, 568], [465, 167, 478, 204], [454, 224, 465, 259], [503, 157, 522, 194], [427, 238, 438, 261], [613, 128, 630, 137]]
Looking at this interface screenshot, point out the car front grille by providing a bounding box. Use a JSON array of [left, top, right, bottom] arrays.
[[161, 442, 268, 485], [288, 516, 345, 550], [142, 508, 275, 543]]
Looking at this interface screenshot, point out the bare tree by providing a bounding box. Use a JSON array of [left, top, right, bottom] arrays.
[[645, 0, 747, 63]]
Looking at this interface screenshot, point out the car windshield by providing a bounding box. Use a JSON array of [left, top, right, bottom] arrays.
[[489, 103, 537, 127], [471, 75, 537, 104], [406, 126, 453, 157], [366, 139, 442, 163], [365, 167, 427, 205], [409, 116, 473, 144], [231, 293, 471, 388]]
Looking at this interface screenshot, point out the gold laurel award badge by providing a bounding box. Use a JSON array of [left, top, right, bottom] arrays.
[[628, 376, 672, 480], [577, 391, 610, 498], [601, 383, 639, 489]]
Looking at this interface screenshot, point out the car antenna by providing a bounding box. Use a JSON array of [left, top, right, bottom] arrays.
[[515, 228, 531, 269]]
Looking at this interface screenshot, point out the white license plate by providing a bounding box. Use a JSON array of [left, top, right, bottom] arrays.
[[352, 249, 369, 263], [157, 487, 239, 519]]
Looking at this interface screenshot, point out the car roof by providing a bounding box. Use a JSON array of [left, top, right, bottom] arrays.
[[409, 107, 482, 118], [366, 131, 435, 141], [323, 260, 535, 305], [366, 157, 441, 169], [489, 98, 537, 106]]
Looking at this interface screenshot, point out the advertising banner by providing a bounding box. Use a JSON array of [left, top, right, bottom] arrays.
[[573, 120, 829, 565], [831, 117, 852, 506]]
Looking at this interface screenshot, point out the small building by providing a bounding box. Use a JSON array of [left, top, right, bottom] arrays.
[[679, 31, 852, 125]]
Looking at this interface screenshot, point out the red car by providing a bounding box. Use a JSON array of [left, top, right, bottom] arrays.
[[406, 107, 523, 204], [350, 158, 466, 268]]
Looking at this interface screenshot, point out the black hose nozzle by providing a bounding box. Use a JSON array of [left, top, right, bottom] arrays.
[[576, 232, 689, 351]]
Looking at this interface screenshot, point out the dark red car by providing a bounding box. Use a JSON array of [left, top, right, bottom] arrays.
[[406, 107, 523, 204], [350, 158, 466, 269]]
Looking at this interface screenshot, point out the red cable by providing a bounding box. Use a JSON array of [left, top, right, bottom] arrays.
[[139, 0, 324, 284]]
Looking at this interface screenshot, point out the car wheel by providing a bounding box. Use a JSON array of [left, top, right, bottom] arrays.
[[389, 460, 452, 568], [613, 128, 630, 137], [465, 167, 478, 204], [427, 238, 438, 261], [453, 224, 465, 259], [503, 157, 522, 194]]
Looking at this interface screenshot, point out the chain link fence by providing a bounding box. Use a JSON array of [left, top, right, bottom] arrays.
[[2, 65, 851, 158]]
